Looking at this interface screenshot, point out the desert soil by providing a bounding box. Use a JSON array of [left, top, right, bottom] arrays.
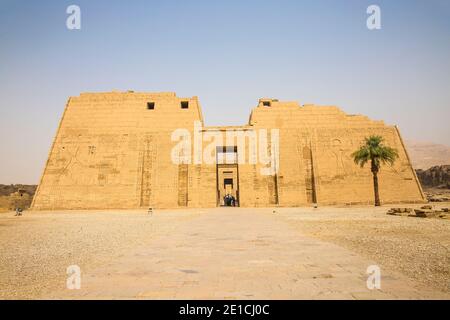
[[279, 204, 450, 293], [0, 205, 448, 299]]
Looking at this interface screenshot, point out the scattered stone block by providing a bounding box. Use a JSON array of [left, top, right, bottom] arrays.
[[387, 208, 413, 216], [388, 206, 450, 219], [429, 197, 449, 202], [413, 209, 439, 218]]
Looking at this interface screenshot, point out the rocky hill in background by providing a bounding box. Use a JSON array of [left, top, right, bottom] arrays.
[[405, 140, 450, 170], [415, 165, 450, 189], [0, 184, 37, 197], [415, 166, 450, 203], [0, 184, 37, 211]]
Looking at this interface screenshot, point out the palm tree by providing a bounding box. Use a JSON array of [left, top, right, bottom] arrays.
[[352, 135, 399, 206]]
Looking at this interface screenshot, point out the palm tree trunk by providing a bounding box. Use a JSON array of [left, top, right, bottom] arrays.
[[371, 160, 381, 206], [372, 171, 380, 206]]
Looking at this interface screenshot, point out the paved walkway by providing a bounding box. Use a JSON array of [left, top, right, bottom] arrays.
[[52, 208, 444, 299]]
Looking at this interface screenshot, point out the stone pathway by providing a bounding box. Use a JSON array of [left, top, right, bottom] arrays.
[[50, 208, 446, 299]]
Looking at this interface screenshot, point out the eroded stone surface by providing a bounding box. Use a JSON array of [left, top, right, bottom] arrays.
[[32, 92, 425, 209]]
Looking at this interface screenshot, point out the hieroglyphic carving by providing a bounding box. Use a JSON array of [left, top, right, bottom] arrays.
[[32, 93, 425, 209]]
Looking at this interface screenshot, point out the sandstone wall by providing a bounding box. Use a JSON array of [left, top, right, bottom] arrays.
[[32, 93, 425, 210], [32, 92, 203, 210], [249, 99, 425, 205]]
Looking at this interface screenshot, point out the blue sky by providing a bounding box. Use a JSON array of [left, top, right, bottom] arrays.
[[0, 0, 449, 183]]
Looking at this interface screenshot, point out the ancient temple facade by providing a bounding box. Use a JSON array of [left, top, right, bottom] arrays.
[[31, 91, 425, 210]]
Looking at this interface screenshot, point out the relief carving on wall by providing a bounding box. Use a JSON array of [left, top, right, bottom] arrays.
[[328, 137, 355, 181], [46, 134, 125, 186]]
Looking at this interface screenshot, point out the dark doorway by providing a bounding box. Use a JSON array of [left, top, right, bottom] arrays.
[[216, 146, 240, 207], [217, 164, 239, 207]]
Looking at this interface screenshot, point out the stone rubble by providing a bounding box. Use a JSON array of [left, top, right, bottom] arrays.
[[387, 205, 450, 219]]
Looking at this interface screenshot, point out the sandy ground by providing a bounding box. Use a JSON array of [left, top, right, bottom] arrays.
[[0, 209, 200, 299], [278, 204, 450, 293], [0, 205, 448, 299]]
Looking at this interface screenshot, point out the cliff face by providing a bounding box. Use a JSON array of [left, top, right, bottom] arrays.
[[0, 184, 37, 197], [0, 185, 37, 210], [416, 165, 450, 189]]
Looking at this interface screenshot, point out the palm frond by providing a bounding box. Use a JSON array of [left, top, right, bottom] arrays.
[[352, 135, 399, 169]]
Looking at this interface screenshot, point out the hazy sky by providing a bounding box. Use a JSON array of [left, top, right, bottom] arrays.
[[1, 0, 449, 184]]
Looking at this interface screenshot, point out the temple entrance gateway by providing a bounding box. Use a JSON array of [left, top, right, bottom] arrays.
[[31, 93, 426, 210], [217, 165, 239, 206], [216, 146, 239, 207]]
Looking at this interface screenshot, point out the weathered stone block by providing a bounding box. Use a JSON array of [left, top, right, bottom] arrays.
[[31, 92, 426, 210], [413, 209, 439, 218], [387, 208, 413, 216]]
